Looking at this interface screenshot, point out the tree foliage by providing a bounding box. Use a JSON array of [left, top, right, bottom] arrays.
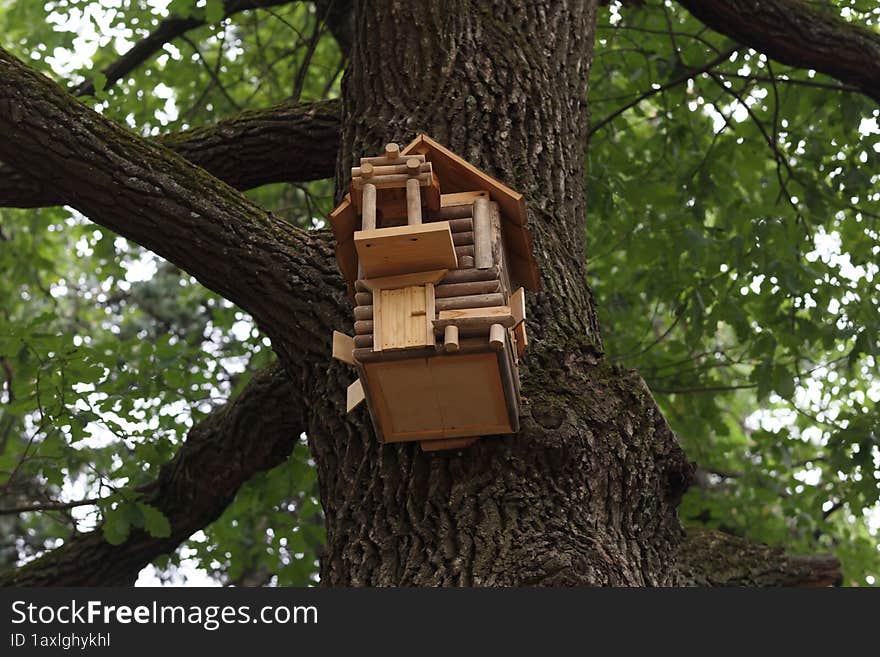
[[0, 0, 877, 585]]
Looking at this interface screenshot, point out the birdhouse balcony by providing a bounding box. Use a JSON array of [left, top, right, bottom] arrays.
[[330, 136, 539, 451]]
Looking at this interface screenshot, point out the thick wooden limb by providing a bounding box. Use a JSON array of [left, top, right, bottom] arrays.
[[678, 0, 880, 103], [0, 48, 345, 360], [675, 527, 842, 587], [0, 363, 306, 586], [0, 99, 340, 208]]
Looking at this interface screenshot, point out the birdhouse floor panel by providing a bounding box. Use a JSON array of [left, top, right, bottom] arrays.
[[361, 350, 517, 444], [354, 222, 457, 279]]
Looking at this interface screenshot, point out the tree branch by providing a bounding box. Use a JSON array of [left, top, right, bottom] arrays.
[[71, 0, 299, 97], [0, 498, 103, 516], [0, 47, 345, 361], [677, 0, 880, 104], [675, 527, 842, 587], [0, 363, 306, 586], [0, 99, 340, 208]]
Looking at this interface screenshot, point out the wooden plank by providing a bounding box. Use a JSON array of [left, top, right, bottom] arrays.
[[440, 190, 489, 207], [355, 223, 457, 278], [473, 198, 493, 269], [354, 346, 436, 363], [510, 287, 526, 326], [433, 306, 516, 331], [430, 353, 513, 437], [496, 341, 521, 433], [379, 285, 430, 350], [513, 322, 527, 359], [362, 268, 447, 291], [332, 331, 355, 365], [362, 359, 443, 437], [436, 292, 505, 311], [346, 378, 365, 413], [329, 195, 357, 243]]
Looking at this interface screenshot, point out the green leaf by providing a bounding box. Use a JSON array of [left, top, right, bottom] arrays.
[[138, 503, 172, 539]]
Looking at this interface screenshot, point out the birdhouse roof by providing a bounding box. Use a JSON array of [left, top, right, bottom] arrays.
[[328, 134, 540, 292]]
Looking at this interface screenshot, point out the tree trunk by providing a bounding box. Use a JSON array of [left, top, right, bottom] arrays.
[[0, 0, 845, 587], [308, 0, 693, 586]]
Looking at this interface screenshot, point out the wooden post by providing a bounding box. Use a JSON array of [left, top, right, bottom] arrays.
[[489, 323, 505, 351], [406, 177, 422, 225], [444, 325, 460, 353], [384, 142, 400, 160], [362, 182, 377, 230], [473, 198, 493, 269]]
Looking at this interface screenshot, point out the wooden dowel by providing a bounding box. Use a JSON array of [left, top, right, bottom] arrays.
[[435, 280, 501, 298], [384, 142, 400, 159], [452, 231, 474, 246], [354, 320, 373, 335], [455, 245, 475, 259], [447, 218, 474, 233], [458, 255, 475, 268], [353, 172, 432, 189], [473, 198, 493, 269], [362, 183, 377, 230], [443, 325, 459, 353], [433, 314, 516, 331], [489, 323, 505, 351], [352, 162, 431, 177], [406, 177, 422, 225], [455, 337, 493, 353], [353, 280, 501, 305], [359, 154, 425, 166], [427, 205, 473, 220], [441, 266, 500, 284], [354, 305, 373, 321], [436, 292, 505, 311], [354, 334, 373, 348]]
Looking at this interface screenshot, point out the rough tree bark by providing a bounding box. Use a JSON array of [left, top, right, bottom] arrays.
[[0, 0, 845, 586], [0, 100, 340, 208], [310, 0, 694, 586]]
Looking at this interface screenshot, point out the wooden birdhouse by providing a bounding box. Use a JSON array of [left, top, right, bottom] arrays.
[[329, 135, 539, 451]]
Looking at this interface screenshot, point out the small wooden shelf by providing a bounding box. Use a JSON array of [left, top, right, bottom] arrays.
[[354, 222, 457, 278]]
